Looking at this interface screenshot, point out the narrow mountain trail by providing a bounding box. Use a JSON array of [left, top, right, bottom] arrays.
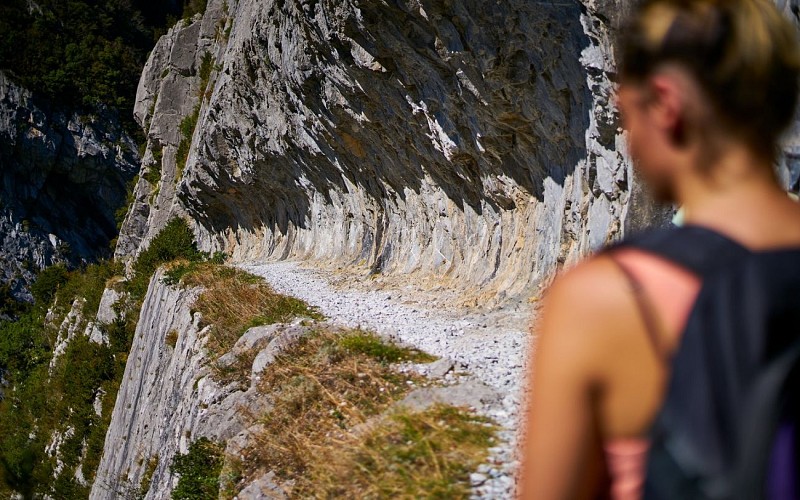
[[241, 261, 534, 498]]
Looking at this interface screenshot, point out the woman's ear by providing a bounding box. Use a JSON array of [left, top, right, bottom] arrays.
[[647, 73, 689, 148]]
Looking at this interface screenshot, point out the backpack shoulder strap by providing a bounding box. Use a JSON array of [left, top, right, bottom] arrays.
[[607, 225, 752, 276]]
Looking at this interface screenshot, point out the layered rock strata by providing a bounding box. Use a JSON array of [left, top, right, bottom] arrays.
[[118, 0, 633, 301]]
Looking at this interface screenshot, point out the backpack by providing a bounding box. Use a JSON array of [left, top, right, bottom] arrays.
[[613, 225, 800, 500]]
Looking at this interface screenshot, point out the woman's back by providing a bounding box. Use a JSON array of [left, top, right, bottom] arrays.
[[604, 192, 800, 436], [605, 204, 800, 498]]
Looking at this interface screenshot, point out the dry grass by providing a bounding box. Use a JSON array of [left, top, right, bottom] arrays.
[[166, 261, 322, 356], [162, 262, 496, 498], [303, 404, 496, 499], [234, 328, 495, 499], [166, 329, 178, 348], [245, 328, 429, 482]]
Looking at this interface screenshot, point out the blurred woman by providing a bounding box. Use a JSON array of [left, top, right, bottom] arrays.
[[520, 0, 800, 498]]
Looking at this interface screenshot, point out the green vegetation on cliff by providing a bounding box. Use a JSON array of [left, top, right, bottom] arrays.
[[0, 260, 121, 497], [0, 0, 207, 132], [0, 218, 203, 497], [170, 438, 224, 500]]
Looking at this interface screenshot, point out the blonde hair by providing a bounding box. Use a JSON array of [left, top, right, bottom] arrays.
[[619, 0, 800, 160]]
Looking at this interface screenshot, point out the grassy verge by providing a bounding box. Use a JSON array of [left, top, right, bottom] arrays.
[[164, 261, 323, 359], [306, 404, 496, 498], [245, 328, 431, 483], [225, 327, 493, 498], [158, 264, 492, 500]]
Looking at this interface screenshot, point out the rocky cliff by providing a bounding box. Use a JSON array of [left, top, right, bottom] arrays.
[[0, 72, 139, 300], [118, 0, 635, 302], [90, 270, 244, 499], [119, 0, 800, 301]]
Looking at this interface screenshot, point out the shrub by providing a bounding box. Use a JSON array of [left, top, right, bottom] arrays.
[[129, 218, 203, 299], [0, 282, 27, 319], [115, 175, 140, 231], [143, 164, 161, 186], [0, 311, 49, 377], [30, 264, 69, 306], [53, 260, 121, 318], [170, 437, 223, 500], [209, 251, 227, 265], [0, 230, 152, 495], [143, 143, 163, 186], [182, 0, 209, 20], [0, 282, 126, 497], [175, 105, 200, 181], [199, 52, 214, 98]]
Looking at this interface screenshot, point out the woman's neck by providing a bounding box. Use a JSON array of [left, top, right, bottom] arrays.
[[675, 147, 799, 248]]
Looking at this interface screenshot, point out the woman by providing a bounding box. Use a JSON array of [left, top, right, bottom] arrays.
[[520, 0, 800, 498]]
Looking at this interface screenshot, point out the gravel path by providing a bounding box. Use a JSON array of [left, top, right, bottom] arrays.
[[241, 261, 532, 499]]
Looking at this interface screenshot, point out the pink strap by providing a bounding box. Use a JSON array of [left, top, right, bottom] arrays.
[[608, 255, 666, 361]]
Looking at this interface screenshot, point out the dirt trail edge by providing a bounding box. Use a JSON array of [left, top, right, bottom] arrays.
[[241, 261, 532, 498]]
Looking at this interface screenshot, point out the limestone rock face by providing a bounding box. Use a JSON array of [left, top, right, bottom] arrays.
[[777, 1, 800, 193], [119, 0, 800, 300], [89, 271, 227, 499], [89, 270, 310, 499], [0, 72, 139, 299], [118, 0, 633, 300]]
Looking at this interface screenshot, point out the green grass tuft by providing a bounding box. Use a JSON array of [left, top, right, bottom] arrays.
[[338, 330, 437, 364]]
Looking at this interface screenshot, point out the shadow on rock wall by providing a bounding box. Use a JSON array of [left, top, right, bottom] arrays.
[[182, 0, 590, 238], [0, 73, 139, 295]]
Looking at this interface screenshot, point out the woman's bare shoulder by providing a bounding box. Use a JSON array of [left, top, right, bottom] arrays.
[[544, 254, 631, 316], [535, 254, 639, 373]]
